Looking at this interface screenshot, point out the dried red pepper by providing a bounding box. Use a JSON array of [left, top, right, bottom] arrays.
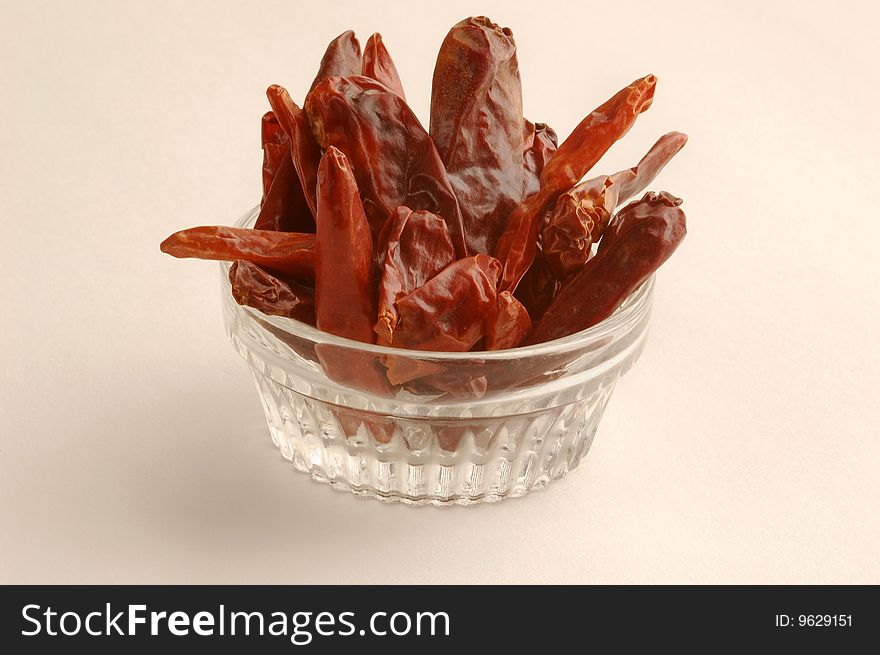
[[160, 226, 315, 280], [484, 291, 531, 350], [612, 131, 688, 202], [540, 75, 657, 192], [313, 146, 392, 399], [541, 175, 614, 279], [163, 16, 691, 387], [495, 74, 657, 292], [599, 191, 683, 253], [314, 146, 376, 344], [266, 85, 322, 219], [374, 207, 456, 346], [528, 191, 686, 344], [260, 111, 288, 203], [389, 254, 501, 351], [541, 131, 687, 278], [308, 30, 362, 94], [514, 120, 560, 320], [253, 152, 315, 233], [522, 120, 558, 198], [513, 247, 560, 321], [305, 75, 466, 253], [229, 259, 316, 324], [430, 16, 524, 255], [362, 33, 406, 99]]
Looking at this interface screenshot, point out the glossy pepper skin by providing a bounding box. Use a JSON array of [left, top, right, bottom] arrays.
[[522, 120, 558, 198], [374, 207, 455, 346], [541, 175, 615, 279], [314, 147, 376, 344], [612, 131, 688, 203], [306, 75, 466, 254], [495, 74, 657, 292], [542, 131, 687, 278], [306, 76, 464, 253], [528, 191, 686, 344], [390, 254, 501, 351], [160, 226, 315, 280], [228, 259, 316, 325], [362, 33, 406, 99], [254, 151, 315, 233], [484, 291, 531, 350], [308, 30, 362, 94], [430, 16, 524, 256], [599, 191, 683, 253], [266, 85, 322, 219], [313, 147, 393, 401], [260, 111, 288, 203]]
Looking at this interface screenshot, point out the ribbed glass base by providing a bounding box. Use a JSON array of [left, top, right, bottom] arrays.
[[249, 361, 618, 506]]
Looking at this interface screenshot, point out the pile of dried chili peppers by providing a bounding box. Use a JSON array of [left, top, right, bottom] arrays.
[[162, 16, 687, 358]]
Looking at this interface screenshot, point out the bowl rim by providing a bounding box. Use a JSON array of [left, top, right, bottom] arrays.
[[223, 204, 654, 361]]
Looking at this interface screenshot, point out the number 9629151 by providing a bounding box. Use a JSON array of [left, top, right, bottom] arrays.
[[799, 614, 852, 627]]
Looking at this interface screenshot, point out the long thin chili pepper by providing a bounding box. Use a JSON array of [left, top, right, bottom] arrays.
[[260, 111, 288, 203], [314, 147, 375, 344], [313, 147, 393, 400], [495, 74, 657, 292], [266, 85, 322, 219], [160, 226, 315, 280]]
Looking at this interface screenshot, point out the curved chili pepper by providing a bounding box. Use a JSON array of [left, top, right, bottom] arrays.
[[389, 254, 501, 351], [260, 111, 288, 203], [540, 75, 657, 192], [266, 85, 322, 219], [253, 151, 315, 233], [160, 226, 315, 280], [374, 207, 455, 346], [528, 191, 686, 344], [541, 131, 687, 278], [612, 131, 688, 203], [522, 120, 557, 198], [495, 74, 657, 292], [308, 30, 362, 94], [484, 291, 531, 350], [229, 259, 316, 324], [305, 75, 466, 253], [430, 16, 524, 256], [362, 33, 406, 100]]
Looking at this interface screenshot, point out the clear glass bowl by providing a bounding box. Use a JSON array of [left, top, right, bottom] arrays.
[[221, 206, 654, 506]]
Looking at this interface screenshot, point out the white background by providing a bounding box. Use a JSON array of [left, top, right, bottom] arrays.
[[1, 0, 878, 583]]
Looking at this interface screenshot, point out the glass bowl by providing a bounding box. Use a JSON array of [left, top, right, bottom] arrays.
[[221, 205, 654, 506]]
